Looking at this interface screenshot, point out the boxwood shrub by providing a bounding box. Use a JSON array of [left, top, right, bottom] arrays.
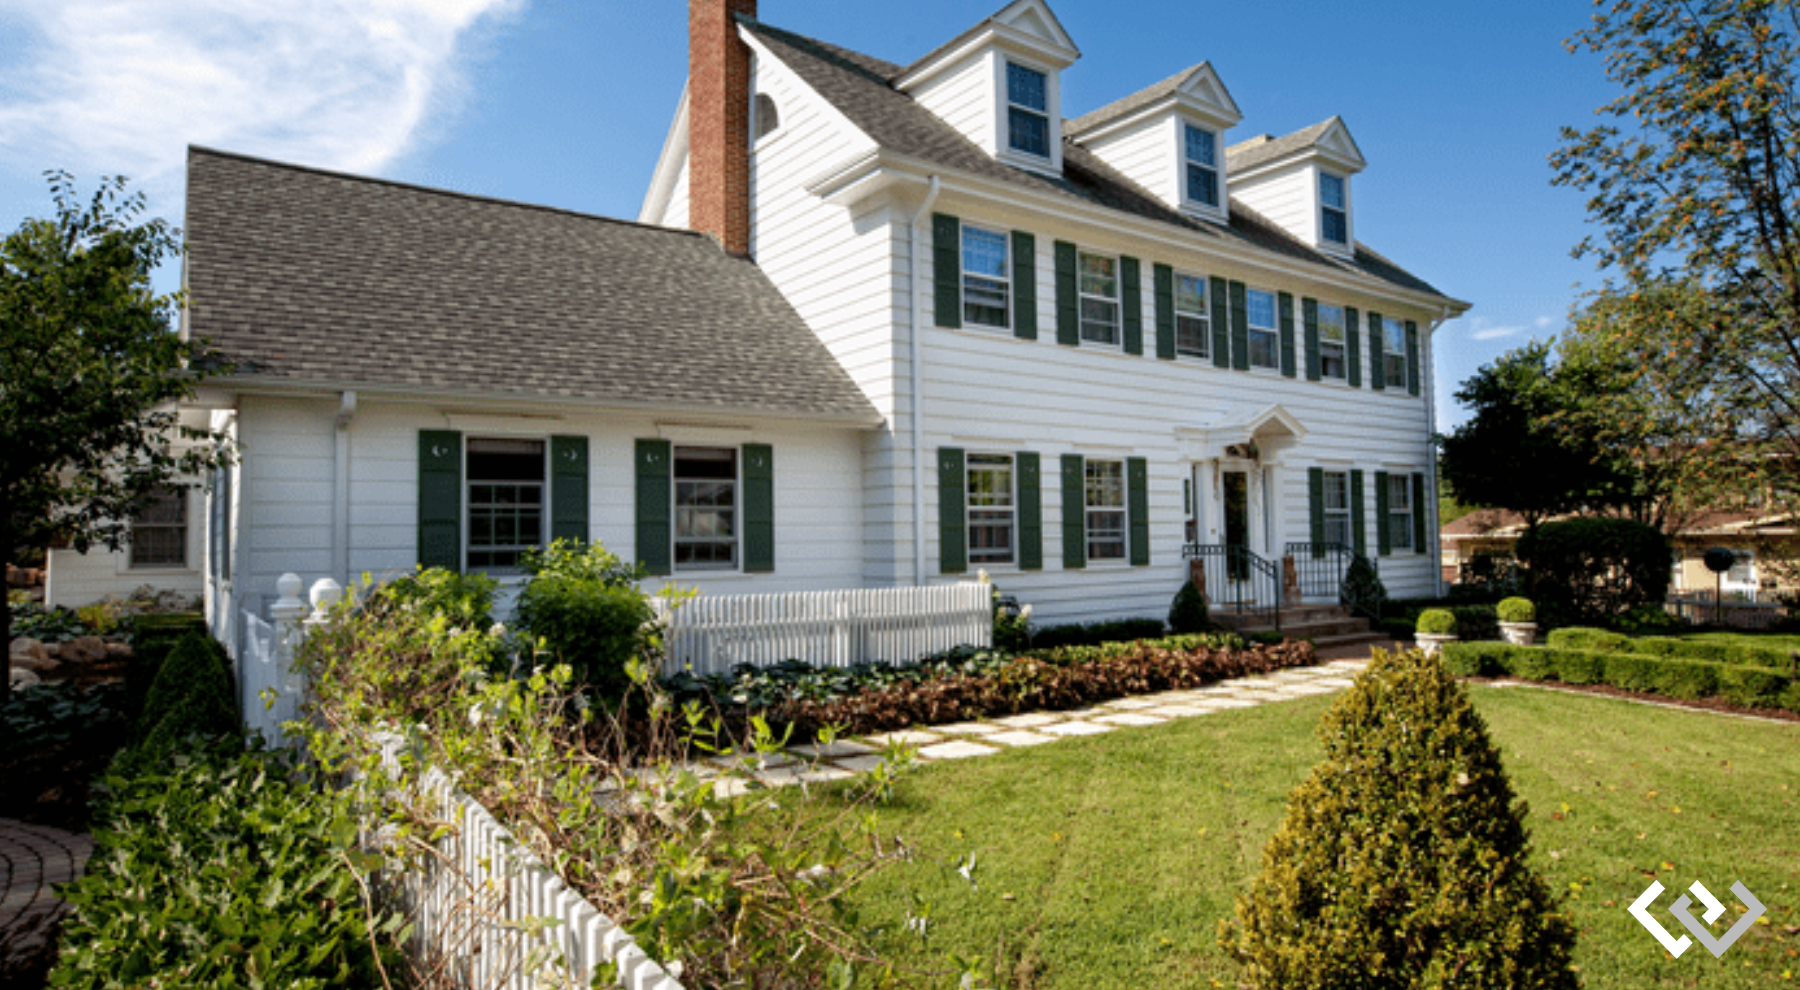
[[1416, 609, 1458, 635], [1029, 617, 1167, 650], [1439, 641, 1799, 713]]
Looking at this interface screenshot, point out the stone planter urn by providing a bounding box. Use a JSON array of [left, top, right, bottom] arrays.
[[1415, 632, 1458, 658], [1498, 621, 1539, 646]]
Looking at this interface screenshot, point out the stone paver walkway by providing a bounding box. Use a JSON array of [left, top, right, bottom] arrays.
[[0, 818, 93, 965], [705, 658, 1369, 788]]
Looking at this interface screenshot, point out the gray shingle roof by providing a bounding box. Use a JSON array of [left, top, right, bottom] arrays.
[[742, 20, 1450, 301], [184, 148, 880, 424], [1225, 117, 1344, 173], [1065, 63, 1211, 137]]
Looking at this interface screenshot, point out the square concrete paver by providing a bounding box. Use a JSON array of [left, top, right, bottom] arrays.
[[1095, 712, 1167, 727], [918, 740, 1001, 760], [1204, 697, 1259, 709], [861, 730, 942, 747], [831, 755, 891, 774], [758, 764, 858, 786], [1141, 703, 1218, 719], [936, 721, 1001, 735], [992, 711, 1064, 729], [1274, 681, 1341, 697], [1037, 720, 1112, 738], [708, 751, 796, 771], [1101, 697, 1164, 711], [984, 730, 1056, 747], [789, 739, 876, 760]]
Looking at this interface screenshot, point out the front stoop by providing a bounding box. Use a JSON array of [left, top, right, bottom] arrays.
[[1213, 603, 1400, 661]]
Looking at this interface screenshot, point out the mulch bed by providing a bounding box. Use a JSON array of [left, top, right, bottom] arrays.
[[1458, 675, 1800, 723]]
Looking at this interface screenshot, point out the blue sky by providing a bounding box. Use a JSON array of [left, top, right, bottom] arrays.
[[0, 0, 1618, 430]]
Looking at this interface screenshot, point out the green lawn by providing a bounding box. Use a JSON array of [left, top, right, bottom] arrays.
[[833, 686, 1800, 988]]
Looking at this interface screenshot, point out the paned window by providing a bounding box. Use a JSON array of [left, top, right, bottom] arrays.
[[1318, 303, 1347, 380], [1085, 459, 1127, 561], [1383, 317, 1408, 388], [1007, 62, 1050, 157], [1078, 251, 1120, 346], [467, 438, 545, 570], [1320, 172, 1348, 245], [1387, 473, 1413, 551], [131, 486, 187, 568], [962, 226, 1010, 328], [1246, 288, 1279, 369], [1727, 549, 1756, 587], [1175, 273, 1209, 359], [1184, 124, 1219, 207], [675, 447, 738, 571], [1322, 471, 1351, 548], [967, 454, 1016, 566]]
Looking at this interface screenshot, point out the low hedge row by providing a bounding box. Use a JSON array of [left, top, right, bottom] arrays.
[[1442, 641, 1800, 712], [1548, 626, 1797, 669], [1027, 617, 1170, 650]]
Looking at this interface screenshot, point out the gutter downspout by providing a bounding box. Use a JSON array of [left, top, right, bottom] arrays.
[[909, 175, 941, 586], [1425, 308, 1450, 597], [334, 391, 357, 587]]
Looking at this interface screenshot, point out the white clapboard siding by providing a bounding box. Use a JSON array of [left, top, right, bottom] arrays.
[[655, 582, 991, 675]]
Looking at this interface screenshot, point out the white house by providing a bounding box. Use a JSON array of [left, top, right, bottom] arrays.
[[187, 0, 1467, 658]]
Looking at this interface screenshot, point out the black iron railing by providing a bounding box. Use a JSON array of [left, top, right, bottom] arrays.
[[1183, 543, 1282, 630], [1285, 542, 1383, 620]]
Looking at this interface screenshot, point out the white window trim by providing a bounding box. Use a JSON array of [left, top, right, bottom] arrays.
[[1319, 170, 1350, 247], [1388, 474, 1414, 551], [966, 452, 1017, 567], [1077, 249, 1122, 349], [1322, 470, 1351, 548], [1724, 548, 1758, 590], [1245, 286, 1280, 371], [1004, 59, 1051, 159], [1180, 121, 1223, 213], [1173, 270, 1210, 361], [1084, 457, 1129, 564], [671, 445, 743, 575], [961, 224, 1011, 330], [127, 485, 192, 571], [1382, 316, 1409, 389], [464, 436, 548, 573], [995, 54, 1062, 176], [1317, 303, 1349, 382]]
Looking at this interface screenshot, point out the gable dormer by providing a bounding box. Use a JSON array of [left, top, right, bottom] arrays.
[[1226, 116, 1366, 259], [895, 0, 1080, 179], [1067, 63, 1243, 225]]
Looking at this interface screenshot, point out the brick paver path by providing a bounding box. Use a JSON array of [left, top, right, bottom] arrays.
[[0, 819, 93, 965]]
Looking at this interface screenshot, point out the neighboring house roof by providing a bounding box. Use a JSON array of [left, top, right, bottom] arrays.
[[184, 147, 881, 425], [1439, 508, 1799, 541], [740, 18, 1452, 302]]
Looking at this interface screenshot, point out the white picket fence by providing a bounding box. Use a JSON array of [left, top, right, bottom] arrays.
[[238, 573, 322, 745], [654, 582, 992, 675]]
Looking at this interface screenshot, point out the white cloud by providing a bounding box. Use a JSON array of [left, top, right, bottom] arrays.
[[1534, 315, 1556, 330], [1459, 314, 1555, 342], [0, 0, 522, 189]]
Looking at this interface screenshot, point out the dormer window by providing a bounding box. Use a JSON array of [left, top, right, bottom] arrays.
[[1184, 124, 1219, 208], [1320, 172, 1349, 246], [1007, 62, 1051, 157]]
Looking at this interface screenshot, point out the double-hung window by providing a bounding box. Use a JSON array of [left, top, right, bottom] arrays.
[[967, 454, 1016, 566], [467, 438, 545, 570], [1085, 459, 1127, 561], [674, 447, 738, 571], [1322, 471, 1351, 548], [1007, 62, 1050, 158], [961, 226, 1010, 329], [1382, 317, 1408, 388], [1078, 251, 1120, 346], [131, 486, 187, 569], [1320, 172, 1348, 246], [1184, 124, 1219, 208], [1387, 474, 1413, 551], [1174, 273, 1209, 359], [1245, 288, 1279, 369], [1318, 303, 1347, 380]]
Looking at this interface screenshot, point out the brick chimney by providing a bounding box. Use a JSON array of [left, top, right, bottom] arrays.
[[689, 0, 756, 256]]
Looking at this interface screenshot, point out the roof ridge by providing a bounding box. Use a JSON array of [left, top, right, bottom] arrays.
[[187, 145, 712, 242], [738, 17, 903, 85]]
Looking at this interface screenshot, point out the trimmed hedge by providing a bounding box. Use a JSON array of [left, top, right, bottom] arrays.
[[1441, 641, 1800, 712], [1029, 617, 1168, 650], [1548, 627, 1797, 668]]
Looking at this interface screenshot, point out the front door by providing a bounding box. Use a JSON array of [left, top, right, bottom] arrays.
[[1223, 470, 1249, 580]]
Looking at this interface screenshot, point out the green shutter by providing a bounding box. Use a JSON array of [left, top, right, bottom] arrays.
[[1302, 297, 1322, 381], [1121, 256, 1144, 356], [635, 439, 672, 576], [1278, 291, 1297, 378], [1061, 454, 1086, 570], [1308, 466, 1326, 554], [1183, 477, 1192, 516], [1350, 468, 1366, 556], [1128, 457, 1150, 566], [1413, 472, 1428, 555], [1369, 311, 1386, 391], [1018, 452, 1043, 571], [1012, 231, 1038, 340], [1055, 241, 1079, 346], [1229, 280, 1250, 372], [1346, 306, 1362, 387], [1210, 277, 1230, 368], [939, 447, 967, 574], [418, 430, 462, 571], [1376, 470, 1392, 556], [1406, 320, 1421, 396], [550, 435, 589, 546], [743, 443, 774, 572], [933, 213, 961, 329], [1153, 264, 1176, 360]]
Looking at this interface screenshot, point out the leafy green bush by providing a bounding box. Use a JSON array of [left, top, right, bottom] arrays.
[[1342, 554, 1388, 618], [1416, 608, 1458, 635], [12, 604, 86, 643], [382, 566, 498, 630], [1221, 648, 1579, 988], [1497, 597, 1535, 623], [49, 746, 402, 988], [990, 582, 1031, 653], [1545, 627, 1630, 652], [1168, 580, 1210, 634], [1439, 640, 1516, 677], [1517, 517, 1670, 624], [1029, 617, 1167, 649], [123, 614, 210, 723], [513, 539, 655, 697], [1612, 603, 1684, 634], [132, 633, 236, 753]]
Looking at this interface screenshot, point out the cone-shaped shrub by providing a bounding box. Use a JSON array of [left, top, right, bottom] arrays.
[[1169, 580, 1210, 634], [134, 632, 237, 749], [1221, 648, 1577, 989]]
